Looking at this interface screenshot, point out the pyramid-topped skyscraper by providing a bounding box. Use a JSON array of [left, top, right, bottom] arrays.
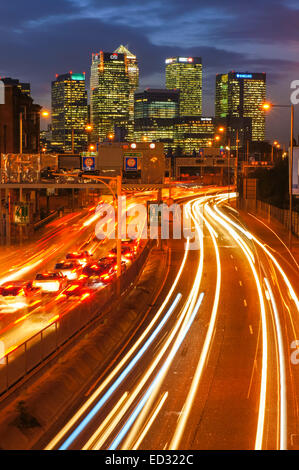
[[114, 45, 139, 140]]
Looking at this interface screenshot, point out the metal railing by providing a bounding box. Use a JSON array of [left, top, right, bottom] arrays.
[[0, 241, 153, 395], [239, 198, 299, 238]]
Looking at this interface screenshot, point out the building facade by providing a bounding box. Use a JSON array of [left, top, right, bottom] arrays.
[[215, 72, 266, 142], [90, 51, 130, 142], [51, 72, 88, 153], [165, 56, 202, 117], [0, 81, 41, 154], [134, 89, 179, 151]]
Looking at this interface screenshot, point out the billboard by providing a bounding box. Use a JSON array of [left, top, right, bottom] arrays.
[[291, 147, 299, 196]]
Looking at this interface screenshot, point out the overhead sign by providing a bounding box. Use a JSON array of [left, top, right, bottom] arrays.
[[82, 156, 95, 171], [14, 203, 29, 225]]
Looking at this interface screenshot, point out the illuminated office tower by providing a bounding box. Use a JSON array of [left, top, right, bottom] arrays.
[[114, 45, 139, 140], [90, 51, 130, 141], [134, 89, 179, 149], [51, 72, 88, 152], [165, 57, 202, 117], [215, 72, 266, 141], [174, 117, 215, 155]]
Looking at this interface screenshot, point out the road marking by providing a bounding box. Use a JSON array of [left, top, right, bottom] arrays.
[[244, 299, 247, 307], [239, 280, 243, 287], [235, 266, 238, 271], [249, 325, 253, 335]]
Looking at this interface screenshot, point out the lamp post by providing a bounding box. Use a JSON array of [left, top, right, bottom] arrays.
[[262, 102, 294, 249]]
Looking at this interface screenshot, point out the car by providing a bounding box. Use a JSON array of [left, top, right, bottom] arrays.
[[65, 251, 92, 266], [56, 281, 92, 301], [109, 245, 136, 261], [33, 272, 68, 293], [0, 281, 41, 313], [98, 256, 127, 272], [54, 260, 82, 280], [80, 262, 117, 286]]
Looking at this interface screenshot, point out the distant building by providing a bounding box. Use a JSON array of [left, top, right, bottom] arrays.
[[165, 56, 202, 117], [51, 72, 88, 153], [0, 80, 41, 154], [90, 51, 130, 142], [114, 45, 139, 140], [134, 89, 179, 151], [215, 72, 266, 141]]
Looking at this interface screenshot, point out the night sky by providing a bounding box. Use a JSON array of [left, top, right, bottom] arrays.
[[1, 0, 298, 145]]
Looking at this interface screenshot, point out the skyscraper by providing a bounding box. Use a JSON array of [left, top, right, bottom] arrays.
[[165, 57, 202, 117], [134, 89, 179, 149], [51, 72, 88, 153], [114, 45, 139, 140], [90, 51, 130, 142], [215, 72, 266, 141]]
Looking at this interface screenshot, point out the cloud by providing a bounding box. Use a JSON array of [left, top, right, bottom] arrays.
[[0, 0, 298, 143]]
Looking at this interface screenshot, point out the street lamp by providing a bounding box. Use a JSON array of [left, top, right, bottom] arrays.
[[262, 101, 294, 248]]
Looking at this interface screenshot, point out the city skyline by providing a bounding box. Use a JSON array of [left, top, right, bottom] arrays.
[[0, 0, 298, 146]]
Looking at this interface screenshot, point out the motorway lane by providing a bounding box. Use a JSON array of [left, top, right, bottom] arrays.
[[126, 197, 265, 450], [202, 197, 299, 449], [219, 203, 299, 449], [43, 193, 299, 451]]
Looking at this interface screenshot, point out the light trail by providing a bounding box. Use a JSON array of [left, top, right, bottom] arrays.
[[45, 236, 192, 450], [170, 198, 222, 449], [132, 392, 168, 450], [78, 196, 207, 450], [109, 293, 205, 450], [264, 277, 287, 450], [205, 199, 268, 451]]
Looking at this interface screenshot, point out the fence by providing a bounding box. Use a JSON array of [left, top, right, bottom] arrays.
[[238, 198, 299, 238], [0, 241, 154, 395]]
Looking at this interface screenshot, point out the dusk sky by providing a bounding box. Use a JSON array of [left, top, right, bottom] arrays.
[[1, 0, 298, 145]]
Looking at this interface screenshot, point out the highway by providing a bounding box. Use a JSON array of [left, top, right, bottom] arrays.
[[0, 188, 298, 450], [38, 191, 298, 450]]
